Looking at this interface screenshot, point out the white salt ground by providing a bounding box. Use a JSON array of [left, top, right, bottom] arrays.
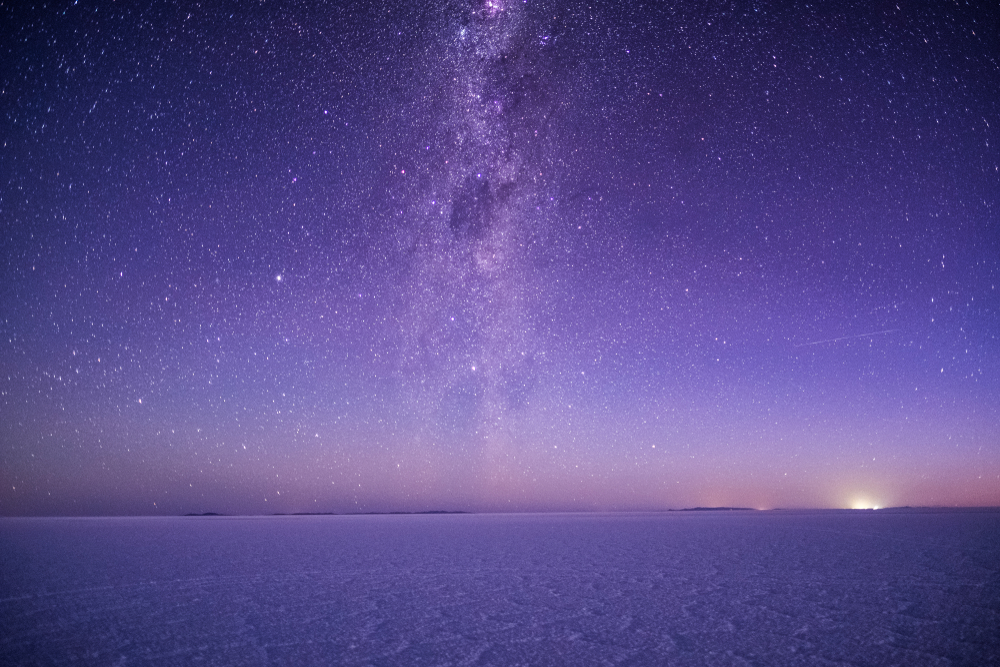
[[2, 509, 998, 666]]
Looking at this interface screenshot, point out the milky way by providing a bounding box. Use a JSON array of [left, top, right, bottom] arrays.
[[2, 0, 998, 514], [390, 1, 596, 495]]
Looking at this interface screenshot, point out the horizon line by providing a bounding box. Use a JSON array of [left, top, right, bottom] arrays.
[[4, 505, 1000, 518]]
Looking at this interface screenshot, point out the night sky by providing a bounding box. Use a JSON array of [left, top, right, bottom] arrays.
[[3, 0, 998, 516]]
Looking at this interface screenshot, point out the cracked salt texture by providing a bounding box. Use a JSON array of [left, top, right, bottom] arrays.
[[2, 510, 998, 665]]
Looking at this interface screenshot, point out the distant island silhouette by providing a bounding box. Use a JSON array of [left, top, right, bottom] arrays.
[[271, 510, 468, 516], [183, 510, 469, 516], [672, 507, 756, 512]]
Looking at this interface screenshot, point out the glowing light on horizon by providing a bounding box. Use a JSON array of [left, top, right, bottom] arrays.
[[851, 499, 880, 510]]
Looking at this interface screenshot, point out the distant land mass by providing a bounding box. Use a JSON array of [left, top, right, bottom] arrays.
[[271, 510, 468, 516], [672, 507, 756, 512], [183, 510, 468, 516]]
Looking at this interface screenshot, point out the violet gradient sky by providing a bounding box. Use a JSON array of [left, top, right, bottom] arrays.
[[2, 0, 999, 515]]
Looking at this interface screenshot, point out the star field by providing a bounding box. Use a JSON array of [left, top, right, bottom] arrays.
[[2, 0, 998, 515]]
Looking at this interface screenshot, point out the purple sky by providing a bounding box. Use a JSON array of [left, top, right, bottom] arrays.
[[3, 0, 998, 515]]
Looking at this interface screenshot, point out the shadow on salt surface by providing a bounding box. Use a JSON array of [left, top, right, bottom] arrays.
[[1, 510, 998, 665]]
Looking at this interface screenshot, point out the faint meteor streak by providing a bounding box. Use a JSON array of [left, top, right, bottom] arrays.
[[795, 329, 899, 347]]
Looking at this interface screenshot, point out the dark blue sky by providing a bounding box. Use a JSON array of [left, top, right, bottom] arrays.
[[3, 0, 998, 515]]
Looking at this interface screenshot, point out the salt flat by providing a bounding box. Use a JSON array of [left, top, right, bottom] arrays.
[[2, 510, 998, 665]]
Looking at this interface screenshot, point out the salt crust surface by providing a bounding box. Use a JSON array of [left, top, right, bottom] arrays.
[[2, 510, 998, 665]]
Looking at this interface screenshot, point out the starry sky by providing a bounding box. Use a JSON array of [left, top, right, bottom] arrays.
[[3, 0, 998, 516]]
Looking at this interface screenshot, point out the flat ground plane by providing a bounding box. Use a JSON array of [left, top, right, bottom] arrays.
[[2, 510, 997, 665]]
